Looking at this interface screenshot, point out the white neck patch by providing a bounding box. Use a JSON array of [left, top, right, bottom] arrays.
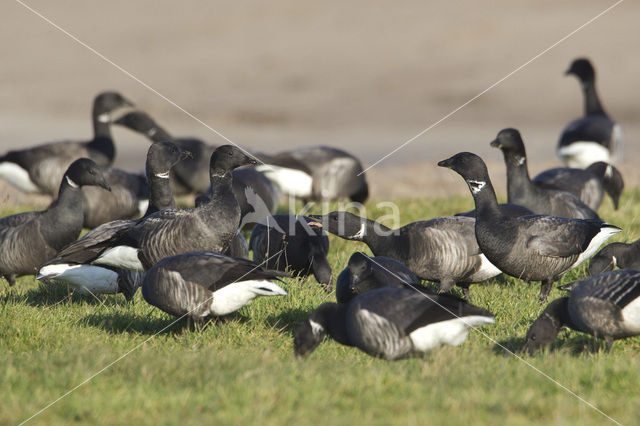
[[309, 319, 324, 337], [147, 128, 157, 137], [467, 180, 486, 194], [605, 164, 613, 179], [515, 156, 525, 166], [351, 223, 366, 240], [65, 176, 79, 188], [154, 171, 170, 179], [97, 113, 110, 123]]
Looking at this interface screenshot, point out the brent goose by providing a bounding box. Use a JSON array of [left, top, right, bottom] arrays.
[[491, 128, 599, 219], [335, 252, 424, 303], [37, 142, 191, 298], [557, 58, 622, 168], [142, 251, 288, 328], [456, 203, 533, 218], [250, 215, 332, 291], [294, 287, 494, 359], [89, 145, 257, 271], [256, 146, 369, 203], [438, 151, 620, 301], [533, 162, 624, 210], [0, 158, 110, 286], [524, 269, 640, 353], [310, 211, 501, 295], [589, 238, 640, 276], [0, 92, 132, 195]]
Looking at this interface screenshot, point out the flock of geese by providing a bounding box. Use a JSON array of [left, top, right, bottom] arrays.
[[1, 57, 639, 360]]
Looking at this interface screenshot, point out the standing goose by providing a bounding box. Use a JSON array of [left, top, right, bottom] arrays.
[[438, 151, 620, 301], [532, 162, 624, 211], [524, 269, 640, 353], [0, 92, 133, 194], [37, 142, 191, 299], [0, 158, 110, 286], [310, 211, 501, 296], [335, 252, 424, 303], [142, 251, 288, 328], [249, 215, 332, 291], [294, 287, 494, 359], [557, 58, 622, 168], [491, 128, 599, 219], [589, 238, 640, 276], [89, 145, 257, 271], [256, 146, 369, 203]]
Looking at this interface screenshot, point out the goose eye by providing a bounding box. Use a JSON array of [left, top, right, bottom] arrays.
[[531, 335, 536, 341], [228, 151, 233, 157]]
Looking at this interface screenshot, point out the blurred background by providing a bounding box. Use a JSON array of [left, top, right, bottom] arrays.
[[0, 0, 637, 202]]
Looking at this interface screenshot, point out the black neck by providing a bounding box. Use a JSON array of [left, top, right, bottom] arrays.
[[360, 219, 394, 255], [468, 177, 501, 220], [144, 172, 176, 216], [316, 304, 351, 346], [148, 126, 174, 143], [503, 152, 536, 203], [582, 80, 605, 115], [88, 115, 115, 166], [209, 171, 233, 197], [545, 297, 577, 330], [43, 178, 85, 249]]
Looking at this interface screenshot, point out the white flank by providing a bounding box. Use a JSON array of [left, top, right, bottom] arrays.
[[94, 246, 144, 271], [570, 226, 621, 270], [210, 280, 287, 316], [256, 165, 313, 198], [621, 296, 640, 333], [557, 142, 610, 169], [37, 264, 119, 295], [409, 315, 494, 352], [473, 254, 502, 281], [137, 199, 150, 216], [0, 162, 40, 193]]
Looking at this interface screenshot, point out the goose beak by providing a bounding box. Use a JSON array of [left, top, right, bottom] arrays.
[[437, 159, 452, 168], [490, 139, 501, 148], [180, 150, 193, 160], [100, 179, 112, 192], [244, 155, 259, 166]]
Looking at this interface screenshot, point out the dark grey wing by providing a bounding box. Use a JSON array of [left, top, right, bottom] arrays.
[[522, 216, 602, 258], [547, 190, 599, 220], [456, 203, 533, 218], [0, 211, 40, 228], [370, 256, 421, 286], [249, 222, 286, 264], [559, 115, 615, 148], [576, 269, 640, 310], [0, 216, 56, 275]]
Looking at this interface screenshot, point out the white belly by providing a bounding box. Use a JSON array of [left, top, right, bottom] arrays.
[[256, 165, 313, 198], [409, 315, 494, 352], [557, 142, 611, 169], [37, 264, 119, 295], [0, 162, 41, 193]]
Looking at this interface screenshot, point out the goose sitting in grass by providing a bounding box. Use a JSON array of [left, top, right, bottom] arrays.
[[294, 287, 494, 359], [589, 238, 640, 276]]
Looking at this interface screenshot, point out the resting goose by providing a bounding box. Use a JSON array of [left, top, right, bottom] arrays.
[[491, 128, 599, 219], [557, 58, 622, 168], [438, 151, 620, 301], [257, 146, 369, 203], [0, 92, 132, 195], [249, 215, 332, 291], [89, 145, 257, 271], [532, 162, 624, 211], [310, 211, 501, 296], [0, 158, 110, 286], [37, 142, 191, 299], [294, 287, 494, 359], [524, 269, 640, 353], [335, 252, 424, 303], [589, 238, 640, 276], [142, 251, 288, 328]]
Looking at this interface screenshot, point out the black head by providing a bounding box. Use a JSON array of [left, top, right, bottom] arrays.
[[489, 128, 526, 158], [335, 269, 355, 303], [210, 145, 259, 175], [437, 151, 492, 194], [586, 162, 624, 210], [588, 245, 617, 276], [114, 111, 159, 135], [309, 211, 367, 240], [565, 58, 595, 82], [523, 298, 567, 355], [64, 158, 111, 191], [93, 92, 134, 117], [347, 252, 372, 286], [293, 316, 327, 358], [146, 141, 192, 176]]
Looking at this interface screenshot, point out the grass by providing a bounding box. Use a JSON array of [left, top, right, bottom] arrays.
[[2, 189, 640, 425]]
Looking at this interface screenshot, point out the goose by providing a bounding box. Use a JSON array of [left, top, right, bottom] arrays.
[[256, 146, 369, 203], [456, 203, 533, 218], [115, 111, 279, 218], [142, 251, 289, 328], [524, 269, 640, 353], [491, 128, 599, 219], [0, 158, 110, 286], [249, 215, 332, 291], [437, 151, 620, 301], [37, 141, 191, 298], [557, 58, 622, 169], [532, 162, 624, 211], [335, 252, 424, 303], [0, 92, 132, 195], [294, 287, 494, 359], [85, 145, 257, 271], [589, 238, 640, 276], [309, 211, 501, 296]]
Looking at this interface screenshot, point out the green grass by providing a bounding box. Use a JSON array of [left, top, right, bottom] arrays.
[[2, 190, 640, 425]]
